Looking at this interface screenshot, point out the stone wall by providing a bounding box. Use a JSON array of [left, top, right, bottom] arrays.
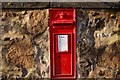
[[1, 8, 120, 79], [1, 9, 50, 78], [77, 9, 120, 78]]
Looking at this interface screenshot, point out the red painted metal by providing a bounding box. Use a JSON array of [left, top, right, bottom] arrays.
[[49, 8, 76, 79]]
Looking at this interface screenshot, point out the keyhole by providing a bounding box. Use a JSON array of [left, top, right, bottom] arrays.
[[58, 56, 60, 60]]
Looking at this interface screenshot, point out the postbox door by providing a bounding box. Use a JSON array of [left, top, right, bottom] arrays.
[[55, 34, 72, 75]]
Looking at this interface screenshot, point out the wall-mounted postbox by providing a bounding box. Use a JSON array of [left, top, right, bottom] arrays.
[[49, 9, 76, 79]]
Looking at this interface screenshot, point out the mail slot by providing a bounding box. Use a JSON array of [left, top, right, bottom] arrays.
[[49, 8, 76, 79]]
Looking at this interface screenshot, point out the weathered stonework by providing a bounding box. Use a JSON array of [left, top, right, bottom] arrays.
[[7, 36, 35, 68], [2, 2, 49, 8], [2, 2, 120, 9], [77, 9, 120, 78], [1, 8, 120, 79], [1, 9, 50, 78]]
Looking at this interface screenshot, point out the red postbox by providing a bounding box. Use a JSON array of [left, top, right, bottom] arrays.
[[49, 8, 76, 79]]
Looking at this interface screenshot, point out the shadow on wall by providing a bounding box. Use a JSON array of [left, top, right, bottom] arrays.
[[77, 9, 120, 78]]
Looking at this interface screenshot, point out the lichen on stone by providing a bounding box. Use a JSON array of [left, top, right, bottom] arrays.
[[77, 9, 120, 78], [7, 36, 34, 69], [1, 9, 50, 78]]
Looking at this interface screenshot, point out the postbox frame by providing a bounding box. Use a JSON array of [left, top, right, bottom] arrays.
[[49, 8, 76, 79]]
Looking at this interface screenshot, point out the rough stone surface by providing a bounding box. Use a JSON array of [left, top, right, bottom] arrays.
[[2, 2, 120, 9], [1, 9, 50, 78], [0, 35, 1, 77], [2, 2, 49, 8], [7, 36, 34, 69], [50, 2, 112, 8], [77, 9, 120, 78], [1, 8, 120, 79]]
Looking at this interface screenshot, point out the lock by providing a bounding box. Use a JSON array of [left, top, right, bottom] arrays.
[[58, 56, 60, 59]]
